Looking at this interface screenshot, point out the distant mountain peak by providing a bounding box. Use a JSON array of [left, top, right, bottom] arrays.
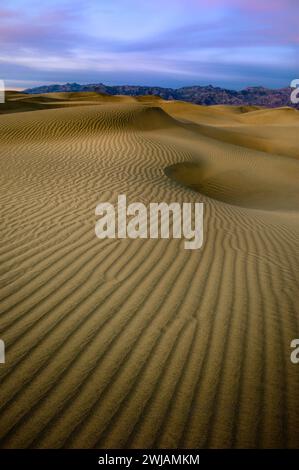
[[24, 82, 298, 108]]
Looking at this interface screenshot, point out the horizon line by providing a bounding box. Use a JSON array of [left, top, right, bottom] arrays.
[[17, 81, 295, 93]]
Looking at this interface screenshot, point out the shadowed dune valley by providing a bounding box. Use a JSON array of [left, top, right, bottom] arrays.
[[1, 91, 299, 452]]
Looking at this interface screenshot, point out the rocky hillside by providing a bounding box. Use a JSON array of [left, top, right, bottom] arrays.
[[25, 82, 298, 108]]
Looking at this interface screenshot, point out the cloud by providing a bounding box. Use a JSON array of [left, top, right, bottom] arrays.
[[195, 0, 297, 12], [0, 0, 298, 89]]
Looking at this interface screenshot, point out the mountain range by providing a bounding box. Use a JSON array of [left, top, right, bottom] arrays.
[[24, 82, 298, 108]]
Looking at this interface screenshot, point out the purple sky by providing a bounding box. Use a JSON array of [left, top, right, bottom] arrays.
[[1, 0, 298, 89]]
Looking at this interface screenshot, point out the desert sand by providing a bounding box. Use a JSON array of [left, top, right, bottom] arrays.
[[0, 92, 299, 448]]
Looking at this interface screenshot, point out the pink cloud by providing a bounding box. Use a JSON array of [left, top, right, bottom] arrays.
[[0, 8, 21, 19]]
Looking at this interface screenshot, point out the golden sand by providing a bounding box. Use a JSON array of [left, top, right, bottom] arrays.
[[0, 92, 298, 448]]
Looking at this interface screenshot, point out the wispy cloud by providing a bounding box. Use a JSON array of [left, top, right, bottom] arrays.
[[0, 0, 298, 89]]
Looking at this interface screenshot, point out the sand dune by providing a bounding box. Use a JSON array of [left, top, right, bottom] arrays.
[[178, 122, 299, 159], [0, 94, 298, 449]]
